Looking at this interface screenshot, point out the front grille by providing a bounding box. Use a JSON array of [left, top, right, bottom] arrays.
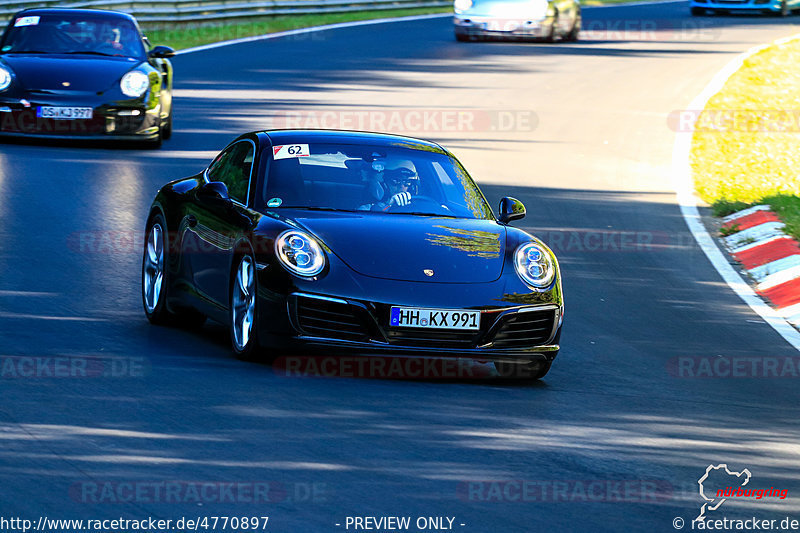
[[489, 309, 556, 348], [385, 328, 479, 348], [295, 296, 370, 342]]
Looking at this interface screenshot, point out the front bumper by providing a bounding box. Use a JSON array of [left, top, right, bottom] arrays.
[[454, 15, 553, 38], [690, 0, 782, 11], [259, 291, 562, 363], [0, 96, 160, 140]]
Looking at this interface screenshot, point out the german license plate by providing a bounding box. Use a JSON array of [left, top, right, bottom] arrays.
[[37, 107, 93, 120], [390, 307, 480, 330]]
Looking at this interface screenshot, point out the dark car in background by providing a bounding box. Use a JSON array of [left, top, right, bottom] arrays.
[[142, 130, 564, 379], [0, 8, 174, 146]]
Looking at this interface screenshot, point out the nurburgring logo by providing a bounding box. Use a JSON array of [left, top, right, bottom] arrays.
[[697, 465, 752, 521], [695, 464, 788, 523]]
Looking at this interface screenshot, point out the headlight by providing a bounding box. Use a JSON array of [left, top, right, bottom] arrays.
[[514, 242, 555, 288], [275, 230, 326, 277], [0, 65, 12, 92], [455, 0, 473, 12], [120, 71, 149, 98]]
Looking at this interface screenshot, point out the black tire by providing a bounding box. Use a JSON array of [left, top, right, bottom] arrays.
[[142, 214, 170, 325], [564, 11, 581, 41], [162, 111, 173, 140], [230, 253, 260, 361], [690, 7, 705, 15], [147, 126, 163, 149], [545, 13, 558, 42], [142, 214, 205, 328], [455, 30, 470, 42], [146, 111, 163, 148]]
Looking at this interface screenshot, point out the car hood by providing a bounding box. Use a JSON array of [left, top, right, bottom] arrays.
[[291, 211, 506, 283], [1, 54, 141, 93]]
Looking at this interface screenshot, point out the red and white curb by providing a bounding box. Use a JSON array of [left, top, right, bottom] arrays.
[[722, 206, 800, 326]]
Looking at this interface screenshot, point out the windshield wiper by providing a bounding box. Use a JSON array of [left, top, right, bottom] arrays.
[[281, 206, 355, 213], [64, 50, 117, 57], [401, 212, 459, 218]]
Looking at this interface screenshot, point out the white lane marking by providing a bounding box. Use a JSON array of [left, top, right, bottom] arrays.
[[0, 290, 58, 297], [750, 255, 800, 283], [722, 205, 771, 223], [671, 33, 800, 351], [723, 221, 786, 250], [0, 312, 108, 322], [176, 1, 685, 56]]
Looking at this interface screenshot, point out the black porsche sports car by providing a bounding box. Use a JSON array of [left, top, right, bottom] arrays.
[[142, 130, 564, 378], [0, 8, 174, 146]]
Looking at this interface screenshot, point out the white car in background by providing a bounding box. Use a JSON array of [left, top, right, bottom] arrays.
[[454, 0, 581, 42]]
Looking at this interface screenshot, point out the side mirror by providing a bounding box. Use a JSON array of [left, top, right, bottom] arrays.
[[498, 197, 526, 224], [149, 45, 175, 58], [198, 180, 230, 207]]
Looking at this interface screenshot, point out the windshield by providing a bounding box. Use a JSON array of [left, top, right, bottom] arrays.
[[0, 13, 145, 58], [260, 143, 494, 219]]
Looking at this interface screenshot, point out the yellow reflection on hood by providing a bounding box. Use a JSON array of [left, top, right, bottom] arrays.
[[425, 225, 501, 258]]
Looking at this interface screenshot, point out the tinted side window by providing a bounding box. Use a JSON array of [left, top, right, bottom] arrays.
[[206, 141, 255, 205]]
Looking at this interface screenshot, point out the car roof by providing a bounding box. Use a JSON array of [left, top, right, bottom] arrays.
[[12, 8, 138, 22], [260, 129, 448, 154]]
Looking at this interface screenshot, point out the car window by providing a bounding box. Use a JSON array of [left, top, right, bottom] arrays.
[[207, 141, 255, 205], [260, 142, 494, 219], [0, 13, 146, 58]]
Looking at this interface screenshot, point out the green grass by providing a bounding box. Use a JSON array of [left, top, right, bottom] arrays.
[[764, 194, 800, 243], [144, 8, 452, 50], [691, 37, 800, 240]]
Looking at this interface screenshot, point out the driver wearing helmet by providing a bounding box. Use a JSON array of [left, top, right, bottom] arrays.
[[358, 160, 419, 211]]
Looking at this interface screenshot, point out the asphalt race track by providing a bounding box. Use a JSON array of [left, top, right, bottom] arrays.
[[1, 2, 800, 531]]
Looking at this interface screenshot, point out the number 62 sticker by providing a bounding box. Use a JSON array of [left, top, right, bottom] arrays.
[[273, 144, 310, 160]]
